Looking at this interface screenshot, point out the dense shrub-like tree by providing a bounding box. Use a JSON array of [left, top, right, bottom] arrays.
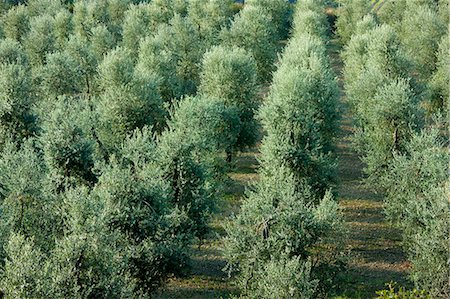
[[63, 35, 98, 95], [39, 51, 83, 97], [292, 5, 328, 38], [0, 62, 36, 148], [0, 186, 142, 298], [117, 96, 233, 243], [187, 0, 234, 45], [147, 0, 178, 30], [136, 15, 203, 100], [378, 0, 449, 27], [121, 3, 151, 55], [397, 4, 446, 82], [354, 79, 419, 181], [52, 8, 72, 49], [342, 22, 415, 114], [135, 33, 181, 103], [380, 128, 449, 298], [260, 34, 339, 195], [39, 96, 96, 188], [96, 47, 164, 151], [167, 96, 241, 155], [94, 159, 192, 294], [23, 14, 56, 66], [225, 3, 344, 298], [0, 37, 28, 65], [1, 4, 30, 42], [27, 0, 64, 17], [245, 0, 292, 40], [0, 233, 48, 298], [156, 121, 215, 241], [342, 24, 421, 181], [429, 36, 449, 113], [225, 167, 344, 298], [199, 45, 258, 157], [166, 14, 203, 96], [0, 139, 50, 256], [89, 24, 116, 60], [335, 0, 372, 44], [221, 5, 277, 82], [72, 0, 128, 42]]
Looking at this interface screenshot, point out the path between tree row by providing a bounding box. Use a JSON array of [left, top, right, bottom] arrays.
[[155, 34, 410, 299]]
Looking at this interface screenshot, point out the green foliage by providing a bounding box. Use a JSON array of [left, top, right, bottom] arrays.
[[72, 0, 129, 42], [1, 4, 30, 41], [0, 38, 28, 65], [0, 139, 52, 255], [121, 4, 152, 55], [95, 160, 191, 293], [187, 0, 234, 45], [221, 5, 278, 82], [135, 14, 204, 102], [225, 4, 344, 297], [428, 35, 449, 114], [335, 0, 372, 44], [136, 33, 180, 102], [0, 62, 36, 147], [53, 8, 73, 49], [156, 126, 213, 241], [199, 45, 259, 152], [292, 0, 329, 39], [344, 30, 405, 117], [166, 14, 203, 96], [380, 128, 449, 297], [44, 186, 138, 298], [146, 0, 178, 30], [23, 14, 56, 66], [97, 47, 164, 151], [397, 4, 446, 82], [89, 24, 116, 59], [245, 0, 292, 40], [378, 0, 449, 27], [0, 1, 353, 297], [376, 282, 431, 299], [342, 24, 421, 182], [224, 168, 344, 298], [39, 51, 83, 97], [260, 34, 339, 195], [63, 34, 98, 94], [0, 233, 47, 298], [0, 187, 141, 298], [354, 79, 419, 181], [40, 96, 96, 188], [167, 96, 241, 154], [27, 0, 64, 17]]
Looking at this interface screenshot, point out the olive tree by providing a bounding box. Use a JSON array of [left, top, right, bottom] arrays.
[[187, 0, 234, 45], [39, 96, 97, 189], [199, 45, 258, 158], [335, 0, 372, 45], [260, 34, 339, 195], [221, 5, 277, 83], [224, 167, 344, 298], [96, 47, 164, 152], [398, 4, 446, 82], [0, 62, 36, 148], [342, 24, 421, 181], [429, 36, 449, 113], [380, 128, 449, 298]]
